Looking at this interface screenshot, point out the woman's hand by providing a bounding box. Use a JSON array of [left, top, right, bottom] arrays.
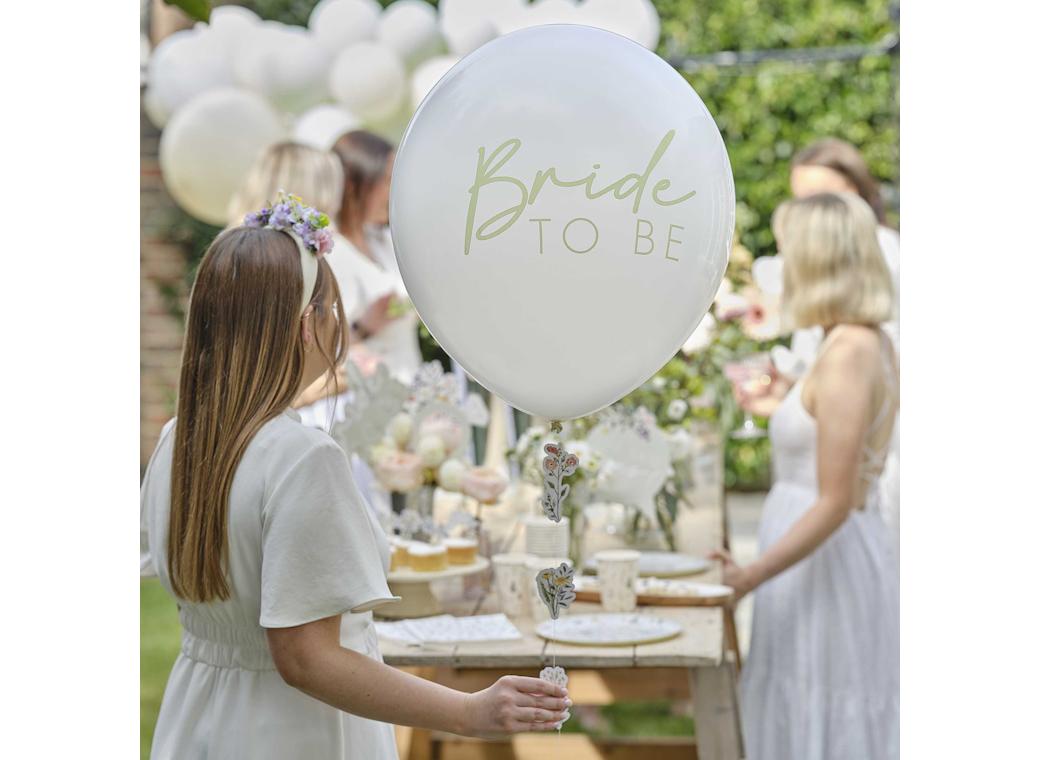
[[461, 675, 571, 738], [356, 293, 399, 337], [733, 365, 792, 418], [710, 549, 759, 603]]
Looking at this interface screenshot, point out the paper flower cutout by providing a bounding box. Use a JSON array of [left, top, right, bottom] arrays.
[[539, 665, 568, 688], [536, 562, 576, 620], [540, 443, 579, 522]]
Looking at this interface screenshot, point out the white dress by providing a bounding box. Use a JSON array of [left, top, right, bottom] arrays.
[[140, 410, 400, 760], [741, 344, 899, 760]]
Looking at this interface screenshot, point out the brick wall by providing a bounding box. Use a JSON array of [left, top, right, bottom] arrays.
[[140, 103, 187, 469]]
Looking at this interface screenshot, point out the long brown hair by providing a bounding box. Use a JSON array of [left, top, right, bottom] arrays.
[[167, 226, 347, 602], [792, 138, 887, 224], [332, 129, 393, 236]]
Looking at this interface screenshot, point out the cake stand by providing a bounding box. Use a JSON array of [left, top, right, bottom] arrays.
[[382, 557, 490, 619]]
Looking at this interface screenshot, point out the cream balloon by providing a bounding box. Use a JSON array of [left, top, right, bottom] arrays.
[[440, 15, 496, 56], [309, 0, 381, 54], [440, 0, 525, 36], [204, 4, 261, 57], [377, 0, 444, 68], [390, 26, 734, 420], [292, 104, 360, 150], [328, 41, 407, 123], [159, 88, 286, 225], [233, 23, 329, 114], [410, 55, 460, 109], [146, 28, 234, 122]]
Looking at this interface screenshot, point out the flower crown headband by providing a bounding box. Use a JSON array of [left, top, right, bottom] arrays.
[[243, 191, 334, 315]]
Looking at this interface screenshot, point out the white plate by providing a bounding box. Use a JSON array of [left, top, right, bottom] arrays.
[[536, 613, 682, 646], [584, 551, 710, 578]]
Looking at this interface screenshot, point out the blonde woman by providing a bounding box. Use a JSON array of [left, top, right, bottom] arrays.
[[140, 202, 568, 759], [713, 193, 899, 760]]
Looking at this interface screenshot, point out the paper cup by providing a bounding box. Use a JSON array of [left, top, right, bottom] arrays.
[[492, 553, 533, 618], [594, 549, 640, 612]]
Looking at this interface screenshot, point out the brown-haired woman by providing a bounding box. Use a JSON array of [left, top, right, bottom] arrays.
[[140, 221, 568, 759], [326, 130, 421, 392]]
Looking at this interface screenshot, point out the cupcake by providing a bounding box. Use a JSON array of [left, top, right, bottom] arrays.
[[444, 537, 478, 566], [389, 537, 411, 571], [408, 543, 448, 572]]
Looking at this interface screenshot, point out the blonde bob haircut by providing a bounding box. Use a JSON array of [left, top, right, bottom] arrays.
[[773, 192, 894, 331], [227, 141, 344, 226]]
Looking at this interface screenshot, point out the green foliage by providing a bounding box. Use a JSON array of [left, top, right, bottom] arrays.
[[140, 579, 181, 759], [166, 0, 211, 22], [655, 0, 898, 255], [241, 0, 432, 25]]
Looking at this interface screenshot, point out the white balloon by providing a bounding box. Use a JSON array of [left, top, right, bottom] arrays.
[[524, 0, 580, 26], [440, 0, 525, 36], [328, 41, 407, 123], [377, 0, 444, 68], [159, 88, 286, 225], [142, 82, 170, 128], [309, 0, 381, 54], [440, 16, 496, 56], [410, 55, 460, 109], [292, 104, 360, 150], [391, 26, 734, 420], [204, 4, 261, 56], [146, 28, 234, 121], [233, 23, 330, 113]]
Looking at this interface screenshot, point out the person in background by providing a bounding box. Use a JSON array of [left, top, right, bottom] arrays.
[[228, 141, 386, 418], [790, 138, 900, 541], [330, 130, 421, 389], [141, 217, 569, 760], [714, 193, 899, 760]]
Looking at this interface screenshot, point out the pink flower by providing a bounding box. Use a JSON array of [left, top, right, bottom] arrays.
[[374, 450, 424, 493], [418, 413, 467, 453], [461, 466, 509, 504], [314, 228, 333, 255], [739, 285, 781, 341]]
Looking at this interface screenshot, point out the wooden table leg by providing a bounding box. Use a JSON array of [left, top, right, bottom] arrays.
[[689, 664, 744, 759], [723, 607, 742, 673]]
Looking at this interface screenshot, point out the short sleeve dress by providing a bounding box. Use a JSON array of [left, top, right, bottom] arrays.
[[140, 410, 400, 760]]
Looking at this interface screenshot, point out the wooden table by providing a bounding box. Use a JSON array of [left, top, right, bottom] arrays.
[[381, 572, 745, 759]]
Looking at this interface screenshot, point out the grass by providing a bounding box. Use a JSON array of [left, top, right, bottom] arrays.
[[140, 579, 180, 760], [140, 582, 692, 758]]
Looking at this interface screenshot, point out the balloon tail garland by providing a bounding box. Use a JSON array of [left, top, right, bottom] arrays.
[[539, 421, 579, 523], [536, 421, 578, 729]]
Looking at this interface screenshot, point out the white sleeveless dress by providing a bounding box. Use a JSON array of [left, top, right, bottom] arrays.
[[740, 346, 899, 760], [141, 410, 400, 759]]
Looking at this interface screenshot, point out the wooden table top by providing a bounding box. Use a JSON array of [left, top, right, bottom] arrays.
[[379, 569, 726, 670]]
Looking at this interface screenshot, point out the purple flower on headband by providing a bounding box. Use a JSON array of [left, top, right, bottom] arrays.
[[243, 191, 335, 256], [269, 203, 293, 230]]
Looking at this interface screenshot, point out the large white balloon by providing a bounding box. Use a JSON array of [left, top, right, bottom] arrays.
[[377, 0, 444, 68], [146, 28, 234, 124], [391, 26, 734, 420], [233, 23, 330, 114], [328, 41, 407, 123], [159, 88, 286, 225], [292, 104, 360, 150], [309, 0, 381, 54]]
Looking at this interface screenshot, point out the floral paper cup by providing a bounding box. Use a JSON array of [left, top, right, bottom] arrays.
[[492, 553, 534, 618], [594, 549, 640, 612]]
